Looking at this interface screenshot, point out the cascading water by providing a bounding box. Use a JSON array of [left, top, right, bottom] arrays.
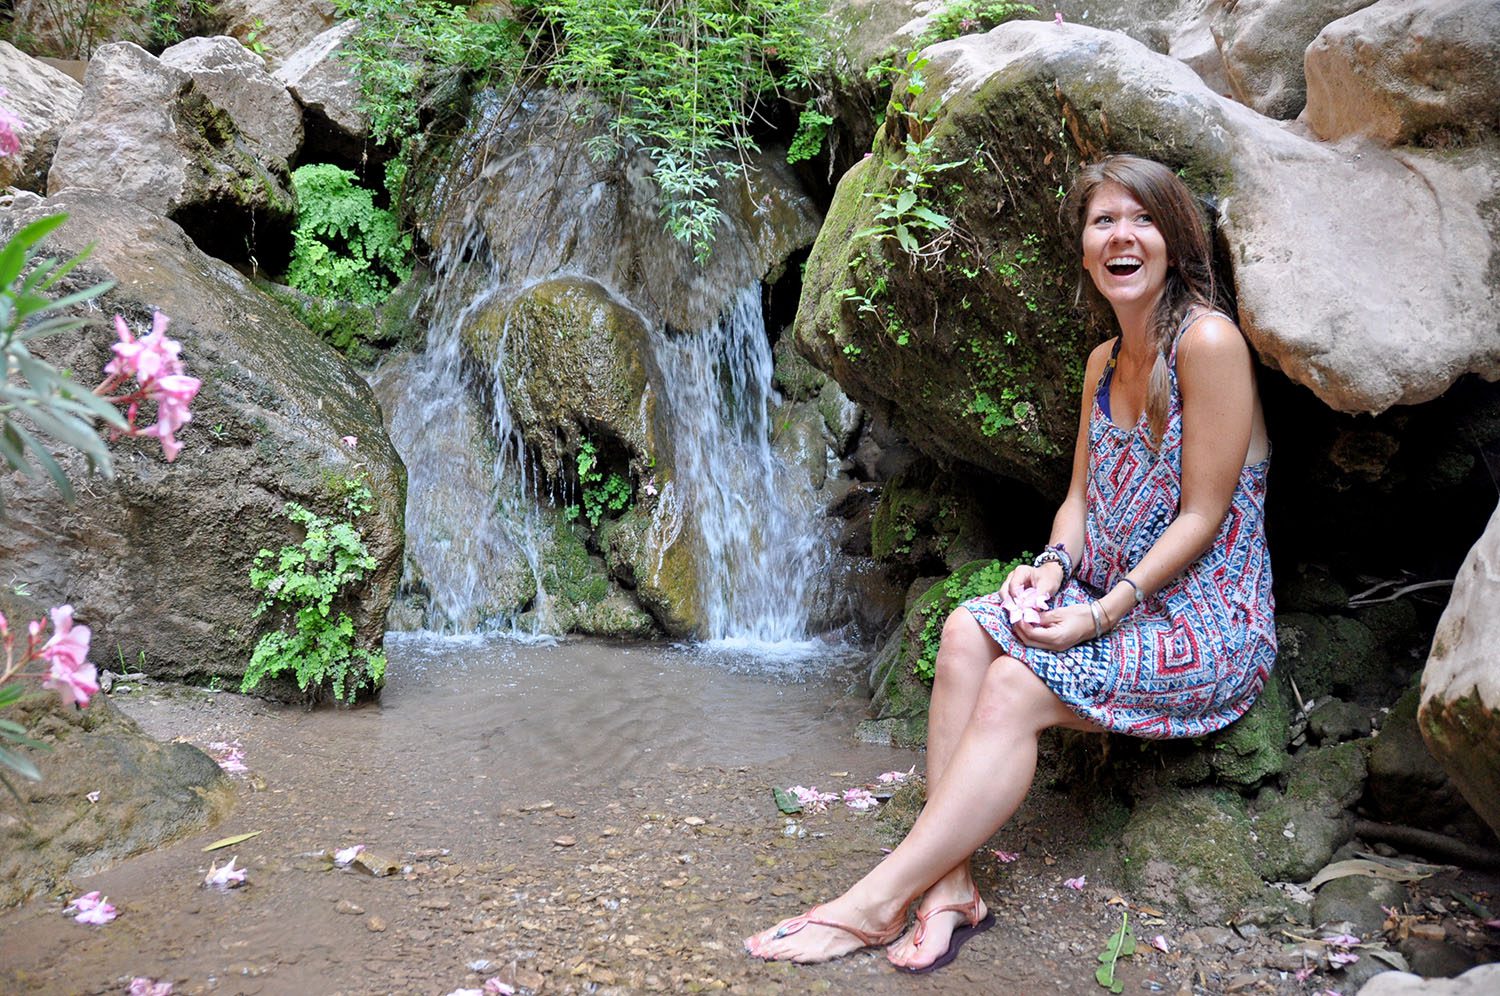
[[648, 287, 826, 648]]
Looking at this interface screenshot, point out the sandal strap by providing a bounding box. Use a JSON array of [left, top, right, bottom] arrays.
[[911, 886, 984, 947], [772, 904, 906, 947]]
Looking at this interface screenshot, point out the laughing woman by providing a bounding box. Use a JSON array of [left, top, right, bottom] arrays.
[[745, 155, 1275, 972]]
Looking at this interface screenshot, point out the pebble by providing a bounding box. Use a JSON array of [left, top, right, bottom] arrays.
[[366, 916, 387, 932], [334, 899, 364, 915]]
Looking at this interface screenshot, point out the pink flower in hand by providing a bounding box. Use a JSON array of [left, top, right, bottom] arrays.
[[40, 605, 97, 708], [1001, 586, 1050, 625]]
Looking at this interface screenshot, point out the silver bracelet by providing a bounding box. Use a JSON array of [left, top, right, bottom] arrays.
[[1088, 599, 1104, 640]]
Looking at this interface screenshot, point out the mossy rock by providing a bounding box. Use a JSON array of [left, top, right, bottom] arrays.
[[870, 463, 1000, 577], [1371, 684, 1486, 836], [1206, 673, 1292, 787], [1121, 788, 1269, 921], [596, 499, 703, 638], [1249, 740, 1369, 882], [1274, 612, 1383, 702]]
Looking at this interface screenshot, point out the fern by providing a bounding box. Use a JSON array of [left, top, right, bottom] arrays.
[[286, 164, 411, 305]]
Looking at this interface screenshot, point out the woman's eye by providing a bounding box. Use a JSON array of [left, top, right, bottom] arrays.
[[1136, 214, 1153, 224]]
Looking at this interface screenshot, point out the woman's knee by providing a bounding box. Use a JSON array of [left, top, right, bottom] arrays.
[[969, 657, 1056, 732], [933, 608, 995, 682]]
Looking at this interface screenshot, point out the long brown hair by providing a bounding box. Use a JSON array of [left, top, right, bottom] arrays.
[[1063, 155, 1221, 446]]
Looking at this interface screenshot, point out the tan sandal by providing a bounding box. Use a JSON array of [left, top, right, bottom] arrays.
[[747, 904, 908, 961]]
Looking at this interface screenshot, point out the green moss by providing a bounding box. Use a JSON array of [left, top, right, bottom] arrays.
[[1121, 788, 1267, 919], [1207, 674, 1290, 787], [1419, 691, 1500, 836]]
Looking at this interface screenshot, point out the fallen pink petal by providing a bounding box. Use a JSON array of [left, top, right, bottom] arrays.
[[1328, 950, 1359, 968], [1064, 875, 1086, 890], [992, 849, 1020, 863], [1054, 11, 1065, 25], [129, 978, 174, 996], [1295, 966, 1316, 982], [66, 892, 117, 925], [1486, 918, 1500, 929], [334, 844, 365, 867], [203, 856, 248, 889], [341, 435, 358, 448], [876, 766, 915, 784], [1324, 933, 1360, 948], [482, 979, 516, 995], [86, 790, 100, 803], [206, 741, 248, 774], [1150, 934, 1169, 953], [842, 787, 878, 811]]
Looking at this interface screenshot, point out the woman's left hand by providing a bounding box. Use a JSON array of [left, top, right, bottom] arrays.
[[1014, 603, 1098, 652]]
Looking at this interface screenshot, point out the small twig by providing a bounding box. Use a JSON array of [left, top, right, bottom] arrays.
[[1347, 579, 1453, 608]]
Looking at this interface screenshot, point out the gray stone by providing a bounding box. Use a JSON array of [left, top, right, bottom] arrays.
[[160, 35, 303, 169], [0, 190, 404, 691], [1304, 0, 1500, 146], [46, 42, 295, 263], [0, 693, 233, 907], [1210, 0, 1380, 119], [1420, 501, 1500, 840], [1121, 788, 1269, 921], [1356, 963, 1500, 995], [1368, 685, 1479, 834], [1307, 699, 1373, 745], [273, 20, 367, 156], [1311, 874, 1407, 935], [0, 40, 83, 193], [217, 0, 340, 69], [1249, 740, 1368, 881]]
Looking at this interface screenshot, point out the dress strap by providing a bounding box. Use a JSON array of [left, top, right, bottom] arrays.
[[1095, 336, 1124, 418]]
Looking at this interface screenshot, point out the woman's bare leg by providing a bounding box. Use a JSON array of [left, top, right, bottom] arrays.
[[745, 650, 1089, 964]]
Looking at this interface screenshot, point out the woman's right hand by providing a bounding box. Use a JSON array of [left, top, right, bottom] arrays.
[[1004, 562, 1063, 603]]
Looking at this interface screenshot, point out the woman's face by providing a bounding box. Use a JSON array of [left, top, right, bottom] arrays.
[[1080, 180, 1171, 313]]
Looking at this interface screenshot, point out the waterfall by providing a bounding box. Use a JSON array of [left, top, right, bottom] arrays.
[[649, 287, 825, 648]]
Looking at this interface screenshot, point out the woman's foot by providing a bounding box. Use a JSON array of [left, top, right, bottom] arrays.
[[886, 879, 991, 973], [744, 896, 908, 964]]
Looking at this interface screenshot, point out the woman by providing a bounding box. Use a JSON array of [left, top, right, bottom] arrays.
[[744, 155, 1274, 972]]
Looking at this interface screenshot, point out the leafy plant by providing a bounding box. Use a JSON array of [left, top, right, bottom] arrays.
[[920, 0, 1039, 45], [0, 214, 124, 505], [1095, 911, 1136, 993], [787, 108, 835, 165], [573, 438, 632, 528], [285, 164, 412, 306], [242, 480, 386, 704], [0, 682, 47, 798], [914, 556, 1029, 682]]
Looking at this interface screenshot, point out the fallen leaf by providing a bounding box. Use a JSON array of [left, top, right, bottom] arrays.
[[202, 831, 261, 852], [1306, 859, 1432, 891]]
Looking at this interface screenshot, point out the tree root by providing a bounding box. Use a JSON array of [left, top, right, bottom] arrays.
[[1354, 819, 1500, 870]]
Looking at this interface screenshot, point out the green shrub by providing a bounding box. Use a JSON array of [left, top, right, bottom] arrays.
[[913, 555, 1029, 682], [242, 478, 386, 703], [919, 0, 1038, 45], [286, 164, 411, 305]]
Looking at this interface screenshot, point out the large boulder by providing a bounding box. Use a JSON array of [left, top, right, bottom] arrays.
[[1210, 0, 1379, 119], [0, 693, 232, 907], [0, 41, 83, 194], [217, 0, 339, 68], [793, 23, 1500, 499], [46, 41, 295, 268], [1419, 501, 1500, 839], [159, 35, 303, 170], [0, 189, 405, 690], [272, 20, 368, 161], [1303, 0, 1500, 147]]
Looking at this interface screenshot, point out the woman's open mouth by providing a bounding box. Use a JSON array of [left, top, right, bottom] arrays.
[[1105, 256, 1143, 276]]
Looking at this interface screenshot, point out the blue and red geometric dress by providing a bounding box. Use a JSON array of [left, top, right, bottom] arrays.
[[964, 325, 1276, 738]]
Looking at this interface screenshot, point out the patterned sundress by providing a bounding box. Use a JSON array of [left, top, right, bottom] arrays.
[[964, 315, 1276, 738]]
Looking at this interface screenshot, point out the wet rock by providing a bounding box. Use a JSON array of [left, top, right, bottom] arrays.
[[272, 20, 367, 161], [1371, 686, 1488, 838], [1419, 501, 1500, 841], [0, 190, 404, 690], [1357, 963, 1500, 994], [47, 42, 295, 268], [1304, 0, 1500, 146], [0, 41, 83, 193], [159, 35, 303, 169], [1250, 740, 1368, 881], [1311, 874, 1406, 934], [1275, 613, 1384, 702], [1210, 0, 1380, 119], [771, 398, 831, 491], [1306, 699, 1373, 745], [0, 694, 233, 906], [1121, 788, 1269, 921], [217, 0, 339, 68]]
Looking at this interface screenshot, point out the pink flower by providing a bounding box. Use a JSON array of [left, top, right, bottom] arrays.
[[0, 90, 22, 158], [876, 767, 914, 784], [40, 605, 97, 708], [129, 979, 173, 996], [1295, 966, 1315, 982], [207, 741, 248, 774], [203, 856, 248, 888], [1063, 875, 1086, 890], [65, 891, 117, 924], [1001, 587, 1050, 625], [992, 849, 1019, 863], [483, 980, 516, 995], [1328, 950, 1359, 968], [1150, 935, 1169, 953], [105, 312, 200, 463], [1054, 11, 1065, 26], [789, 785, 838, 813], [341, 436, 358, 449], [1486, 918, 1500, 929], [1324, 933, 1360, 948], [843, 788, 878, 811], [334, 844, 365, 867]]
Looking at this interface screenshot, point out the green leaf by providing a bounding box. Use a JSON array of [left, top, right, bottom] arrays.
[[772, 786, 802, 814], [0, 743, 42, 782], [895, 225, 918, 254], [7, 420, 76, 501]]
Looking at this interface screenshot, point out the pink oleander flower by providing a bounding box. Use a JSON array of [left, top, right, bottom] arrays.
[[103, 312, 201, 463], [1295, 966, 1315, 982], [65, 891, 117, 924], [1001, 586, 1050, 625], [333, 844, 365, 867], [876, 767, 914, 784], [789, 785, 838, 813], [1063, 875, 1086, 890], [203, 856, 247, 889], [483, 980, 516, 995], [0, 90, 22, 158], [129, 978, 173, 996], [1324, 933, 1360, 948], [843, 788, 878, 811], [992, 849, 1019, 863], [1150, 935, 1170, 953], [1328, 950, 1359, 969], [40, 605, 97, 708]]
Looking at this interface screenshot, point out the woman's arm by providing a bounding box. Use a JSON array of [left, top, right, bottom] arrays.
[[1093, 313, 1256, 627]]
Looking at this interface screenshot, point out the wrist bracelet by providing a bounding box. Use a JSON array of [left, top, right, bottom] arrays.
[[1088, 599, 1104, 640], [1119, 577, 1144, 605], [1033, 542, 1073, 583]]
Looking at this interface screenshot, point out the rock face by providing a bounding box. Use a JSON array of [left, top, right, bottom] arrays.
[[0, 41, 83, 193], [217, 0, 339, 68], [0, 693, 233, 907], [46, 42, 295, 268], [273, 20, 368, 160], [1303, 0, 1500, 146], [1420, 501, 1500, 840], [793, 22, 1499, 499], [160, 35, 303, 169], [1358, 964, 1500, 996], [0, 190, 405, 690], [1210, 0, 1379, 119]]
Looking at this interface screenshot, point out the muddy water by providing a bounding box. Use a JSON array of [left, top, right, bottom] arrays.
[[0, 636, 1161, 995]]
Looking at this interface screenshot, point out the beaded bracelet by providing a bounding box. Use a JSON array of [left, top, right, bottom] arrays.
[[1033, 542, 1073, 583]]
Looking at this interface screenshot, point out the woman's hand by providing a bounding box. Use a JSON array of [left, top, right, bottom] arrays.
[[1004, 562, 1063, 603], [1015, 603, 1097, 652]]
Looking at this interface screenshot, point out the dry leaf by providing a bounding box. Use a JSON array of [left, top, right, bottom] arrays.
[[202, 831, 262, 852]]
